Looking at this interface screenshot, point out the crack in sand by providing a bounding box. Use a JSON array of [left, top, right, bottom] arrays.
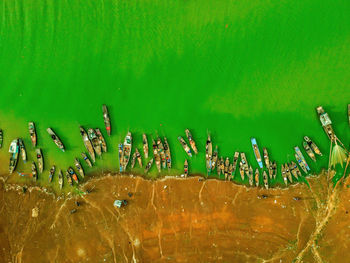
[[50, 199, 68, 229], [198, 181, 206, 205]]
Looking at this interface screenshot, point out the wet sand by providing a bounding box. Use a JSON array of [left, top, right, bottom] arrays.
[[0, 172, 349, 262]]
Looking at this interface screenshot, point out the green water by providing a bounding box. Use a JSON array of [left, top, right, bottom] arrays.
[[0, 0, 349, 190]]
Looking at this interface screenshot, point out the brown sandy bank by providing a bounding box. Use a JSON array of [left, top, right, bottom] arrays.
[[0, 173, 349, 262]]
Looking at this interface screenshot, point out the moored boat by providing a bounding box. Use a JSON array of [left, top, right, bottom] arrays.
[[0, 129, 3, 148], [67, 167, 79, 184], [304, 136, 322, 156], [271, 161, 277, 179], [74, 159, 85, 178], [142, 134, 149, 158], [32, 162, 38, 181], [285, 163, 293, 183], [251, 138, 263, 168], [131, 151, 137, 168], [228, 163, 233, 181], [156, 137, 166, 169], [122, 132, 132, 171], [289, 162, 299, 179], [95, 128, 107, 153], [178, 136, 192, 157], [248, 166, 253, 186], [80, 127, 95, 162], [255, 168, 259, 187], [316, 106, 335, 140], [163, 137, 171, 169], [239, 162, 245, 180], [281, 164, 287, 186], [19, 138, 27, 163], [152, 140, 161, 173], [118, 143, 124, 172], [185, 129, 198, 154], [65, 171, 73, 186], [218, 157, 224, 177], [102, 104, 111, 136], [47, 128, 65, 152], [135, 148, 142, 168], [295, 154, 308, 174], [58, 169, 63, 189], [232, 152, 239, 177], [211, 146, 218, 173], [88, 128, 102, 158], [28, 122, 37, 147], [49, 165, 55, 183], [240, 152, 249, 178], [224, 157, 229, 180], [144, 158, 153, 174], [205, 134, 212, 175], [184, 159, 189, 177], [294, 146, 310, 172], [36, 148, 44, 173], [81, 152, 92, 167], [263, 148, 270, 169], [263, 171, 268, 189], [302, 141, 316, 162]]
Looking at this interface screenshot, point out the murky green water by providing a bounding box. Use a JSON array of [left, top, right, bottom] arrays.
[[0, 0, 349, 190]]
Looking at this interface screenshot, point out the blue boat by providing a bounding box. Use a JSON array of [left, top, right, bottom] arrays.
[[118, 143, 123, 172], [251, 138, 263, 168], [294, 146, 310, 172]]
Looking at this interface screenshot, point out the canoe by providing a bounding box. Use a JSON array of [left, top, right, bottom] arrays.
[[295, 153, 308, 174], [304, 136, 322, 156], [74, 158, 85, 178], [28, 122, 37, 147], [294, 146, 310, 172], [156, 137, 166, 169], [240, 153, 249, 178], [184, 159, 189, 177], [0, 129, 3, 148], [58, 169, 63, 189], [211, 146, 218, 173], [185, 129, 198, 154], [49, 165, 55, 183], [102, 104, 111, 136], [224, 157, 229, 180], [19, 138, 27, 163], [228, 163, 233, 181], [31, 162, 37, 182], [67, 167, 79, 184], [218, 157, 224, 177], [36, 148, 44, 173], [144, 158, 153, 174], [178, 136, 192, 157], [271, 161, 277, 179], [251, 138, 263, 169], [232, 151, 239, 177], [163, 137, 171, 169], [281, 164, 287, 186], [142, 134, 149, 159], [80, 127, 95, 162], [302, 141, 316, 162], [81, 152, 92, 167], [122, 132, 132, 171], [263, 171, 268, 189], [118, 143, 124, 172], [47, 128, 65, 152], [205, 134, 212, 174], [152, 140, 161, 173], [131, 152, 137, 168], [289, 162, 299, 179], [285, 164, 293, 183], [316, 106, 335, 140], [248, 166, 253, 186], [95, 128, 107, 153], [135, 148, 142, 168], [263, 148, 270, 169], [65, 171, 73, 186], [239, 162, 245, 180], [255, 168, 259, 187], [88, 128, 102, 158]]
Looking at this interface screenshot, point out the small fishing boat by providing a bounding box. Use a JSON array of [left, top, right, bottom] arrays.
[[251, 138, 263, 168], [240, 153, 249, 178], [218, 157, 224, 177], [36, 148, 44, 173], [295, 154, 308, 174], [294, 146, 310, 172], [144, 158, 153, 174], [302, 141, 316, 162], [263, 148, 270, 169], [268, 161, 274, 179], [152, 140, 161, 173], [263, 171, 268, 189], [135, 148, 142, 168], [248, 166, 254, 186], [48, 165, 55, 183], [67, 167, 79, 184], [142, 134, 149, 159], [131, 152, 137, 168], [178, 136, 192, 157], [47, 128, 65, 152], [156, 137, 166, 169], [95, 128, 107, 152], [205, 134, 212, 174], [28, 122, 37, 147], [80, 126, 95, 162], [163, 137, 171, 169], [228, 163, 233, 181], [289, 162, 299, 179], [185, 129, 198, 154], [316, 106, 335, 140], [232, 152, 239, 177], [211, 146, 218, 172], [74, 159, 85, 178], [19, 138, 27, 163], [239, 162, 245, 180], [32, 162, 38, 181], [88, 128, 102, 158], [255, 168, 259, 187], [224, 157, 229, 180], [102, 104, 111, 136], [118, 143, 124, 172], [81, 152, 92, 167], [285, 164, 293, 183], [122, 132, 132, 171], [281, 164, 287, 186], [58, 169, 63, 189], [0, 129, 3, 148], [271, 161, 277, 179], [65, 171, 73, 186], [304, 136, 322, 156], [184, 159, 189, 177]]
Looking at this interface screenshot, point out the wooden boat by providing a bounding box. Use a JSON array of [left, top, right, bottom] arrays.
[[205, 134, 212, 174], [224, 157, 229, 180], [178, 136, 192, 157], [239, 162, 245, 180], [118, 143, 124, 172], [58, 169, 63, 189], [122, 132, 132, 171], [218, 157, 224, 176], [184, 159, 189, 178], [285, 163, 293, 183], [19, 138, 27, 163], [263, 148, 270, 169], [228, 163, 233, 181], [211, 146, 218, 173], [135, 148, 142, 168], [144, 158, 153, 174], [0, 129, 3, 148], [65, 171, 73, 186], [80, 126, 95, 162], [255, 168, 259, 187], [28, 122, 37, 147], [248, 166, 253, 186], [36, 148, 44, 173], [294, 146, 310, 172], [88, 128, 102, 158], [152, 140, 161, 173], [163, 137, 171, 169], [81, 152, 92, 167], [74, 159, 85, 178], [271, 161, 277, 179], [263, 171, 268, 189], [302, 141, 316, 162], [185, 129, 198, 154], [251, 138, 263, 168], [131, 152, 137, 168], [316, 106, 335, 140], [281, 164, 287, 186], [102, 104, 111, 136], [295, 154, 308, 174], [142, 134, 149, 159], [95, 128, 107, 152], [49, 165, 55, 183], [47, 128, 65, 152], [289, 162, 299, 179], [268, 161, 274, 179], [232, 152, 239, 177], [156, 137, 166, 169], [304, 136, 322, 156], [32, 162, 38, 182], [67, 167, 79, 184], [240, 153, 249, 178]]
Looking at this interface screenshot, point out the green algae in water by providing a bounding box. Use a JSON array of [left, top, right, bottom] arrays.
[[0, 0, 349, 190]]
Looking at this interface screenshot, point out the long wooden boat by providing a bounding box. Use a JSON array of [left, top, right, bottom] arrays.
[[263, 148, 270, 169], [184, 159, 189, 178], [156, 137, 166, 169], [211, 146, 218, 173], [289, 162, 299, 179], [28, 122, 37, 147], [49, 165, 55, 183], [271, 161, 277, 179], [232, 151, 239, 177], [19, 138, 27, 163], [152, 140, 161, 173], [228, 163, 233, 181], [118, 143, 124, 172], [285, 163, 293, 183], [178, 136, 192, 157], [302, 141, 316, 162], [80, 127, 95, 163], [74, 159, 85, 178], [295, 154, 308, 174], [263, 171, 268, 189], [294, 146, 310, 172], [251, 138, 263, 168], [131, 151, 137, 168], [32, 162, 37, 182], [224, 157, 229, 180], [239, 162, 245, 180], [205, 134, 212, 175], [248, 166, 253, 186], [240, 152, 249, 178], [142, 134, 149, 159], [67, 167, 79, 184], [185, 129, 198, 154], [281, 164, 287, 186], [218, 157, 224, 177], [102, 104, 111, 136], [81, 152, 92, 167], [58, 169, 63, 189], [36, 148, 44, 173], [144, 158, 153, 174], [135, 148, 142, 168], [65, 171, 73, 186], [255, 168, 259, 187], [122, 132, 132, 171], [88, 128, 102, 158], [47, 128, 65, 152], [95, 128, 107, 153], [163, 137, 171, 169], [0, 129, 3, 148], [9, 139, 20, 174], [304, 136, 322, 156], [316, 106, 335, 140]]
